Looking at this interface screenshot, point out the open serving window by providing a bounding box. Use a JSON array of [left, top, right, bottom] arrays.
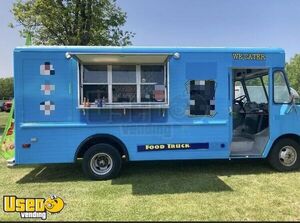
[[71, 53, 170, 109]]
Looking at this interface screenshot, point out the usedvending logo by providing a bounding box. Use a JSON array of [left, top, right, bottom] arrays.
[[3, 194, 65, 220]]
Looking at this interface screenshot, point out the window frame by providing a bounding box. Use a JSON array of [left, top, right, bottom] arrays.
[[111, 64, 138, 104], [244, 75, 269, 103], [140, 64, 167, 103], [78, 62, 169, 108], [260, 75, 269, 101], [272, 70, 292, 104], [82, 64, 108, 84]]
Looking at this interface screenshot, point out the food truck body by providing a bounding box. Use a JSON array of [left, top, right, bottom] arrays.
[[13, 46, 300, 179]]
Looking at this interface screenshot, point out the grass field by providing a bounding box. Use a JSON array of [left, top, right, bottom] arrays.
[[0, 159, 300, 221], [0, 113, 300, 221]]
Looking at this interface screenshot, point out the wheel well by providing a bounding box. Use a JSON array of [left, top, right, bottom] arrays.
[[272, 134, 300, 147], [75, 134, 129, 161]]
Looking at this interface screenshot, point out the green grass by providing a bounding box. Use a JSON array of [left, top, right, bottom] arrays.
[[0, 159, 299, 221], [0, 112, 9, 136]]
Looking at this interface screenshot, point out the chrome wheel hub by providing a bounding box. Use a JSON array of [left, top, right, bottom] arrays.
[[90, 153, 113, 175], [279, 146, 297, 167]]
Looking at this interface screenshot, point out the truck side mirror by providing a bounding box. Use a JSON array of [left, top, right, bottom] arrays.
[[290, 88, 300, 104], [293, 96, 300, 104], [286, 92, 298, 114]]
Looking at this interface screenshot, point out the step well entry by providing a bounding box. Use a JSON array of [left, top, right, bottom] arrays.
[[231, 68, 269, 157]]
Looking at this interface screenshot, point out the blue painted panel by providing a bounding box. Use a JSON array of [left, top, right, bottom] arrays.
[[186, 62, 217, 79], [22, 58, 73, 122], [16, 122, 230, 164]]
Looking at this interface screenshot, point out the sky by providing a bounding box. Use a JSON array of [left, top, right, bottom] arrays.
[[1, 0, 300, 77]]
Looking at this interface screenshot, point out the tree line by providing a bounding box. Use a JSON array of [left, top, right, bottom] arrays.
[[0, 78, 13, 100], [10, 0, 134, 46], [286, 54, 300, 93]]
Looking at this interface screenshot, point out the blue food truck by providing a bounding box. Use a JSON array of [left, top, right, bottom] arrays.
[[13, 46, 300, 180]]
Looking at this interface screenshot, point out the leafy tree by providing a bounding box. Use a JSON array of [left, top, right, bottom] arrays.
[[10, 0, 134, 46], [286, 54, 300, 93], [0, 78, 14, 99]]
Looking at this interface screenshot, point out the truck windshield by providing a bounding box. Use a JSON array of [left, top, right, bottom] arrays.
[[245, 76, 268, 103]]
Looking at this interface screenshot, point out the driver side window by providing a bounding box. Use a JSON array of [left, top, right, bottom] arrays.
[[273, 71, 291, 104]]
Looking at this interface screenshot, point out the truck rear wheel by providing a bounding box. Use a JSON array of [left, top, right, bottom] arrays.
[[82, 143, 122, 180], [268, 138, 300, 171]]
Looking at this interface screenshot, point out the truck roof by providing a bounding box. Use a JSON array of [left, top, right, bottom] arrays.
[[14, 46, 285, 54]]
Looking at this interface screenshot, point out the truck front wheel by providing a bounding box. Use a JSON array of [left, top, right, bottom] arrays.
[[268, 138, 300, 171], [82, 143, 122, 180]]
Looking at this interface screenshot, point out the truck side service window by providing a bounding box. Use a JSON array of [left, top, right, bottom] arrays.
[[81, 64, 166, 105], [189, 80, 216, 116], [82, 65, 108, 102], [141, 65, 165, 102], [112, 65, 137, 103], [273, 71, 291, 103]]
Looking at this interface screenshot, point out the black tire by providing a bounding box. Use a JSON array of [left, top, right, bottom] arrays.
[[82, 143, 122, 180], [268, 138, 300, 171]]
